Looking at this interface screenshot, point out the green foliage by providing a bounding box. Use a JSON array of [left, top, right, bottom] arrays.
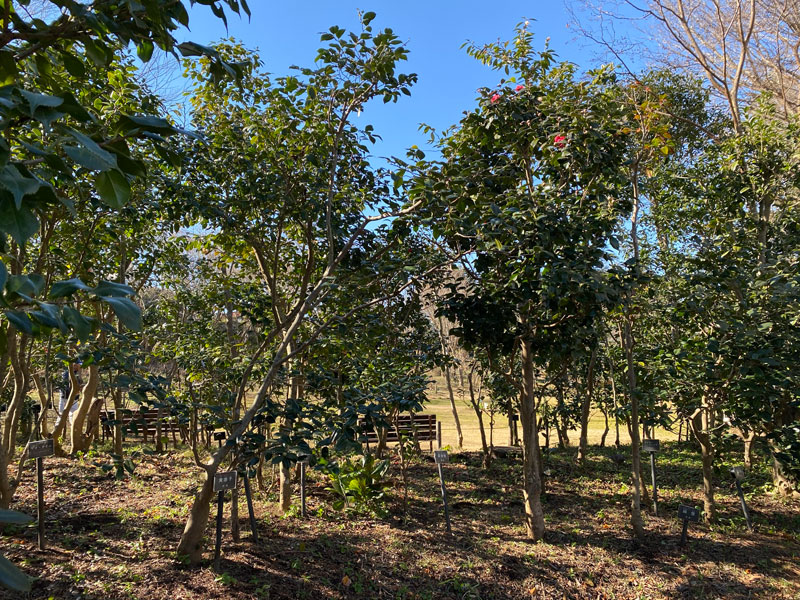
[[326, 454, 391, 516], [0, 508, 33, 592]]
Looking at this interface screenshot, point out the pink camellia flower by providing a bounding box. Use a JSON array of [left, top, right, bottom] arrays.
[[490, 93, 501, 104], [553, 134, 567, 148], [515, 84, 524, 92]]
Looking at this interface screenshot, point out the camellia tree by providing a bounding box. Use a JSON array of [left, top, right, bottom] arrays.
[[170, 14, 428, 562], [0, 1, 250, 513], [413, 24, 633, 540]]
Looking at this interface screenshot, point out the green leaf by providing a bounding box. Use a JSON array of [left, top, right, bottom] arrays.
[[137, 40, 154, 62], [101, 296, 142, 331], [32, 302, 66, 332], [0, 199, 38, 245], [91, 280, 134, 297], [118, 114, 175, 135], [0, 553, 32, 592], [61, 306, 93, 341], [49, 278, 91, 299], [0, 509, 32, 525], [177, 41, 216, 58], [4, 311, 32, 334], [60, 52, 86, 77], [0, 164, 42, 209], [65, 130, 116, 171], [58, 92, 94, 122], [0, 50, 17, 84], [95, 170, 131, 209], [20, 89, 63, 115]]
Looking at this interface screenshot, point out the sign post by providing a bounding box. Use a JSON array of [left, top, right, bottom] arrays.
[[677, 504, 700, 547], [730, 466, 753, 532], [241, 470, 259, 543], [298, 457, 310, 518], [433, 450, 451, 534], [25, 438, 54, 550], [212, 471, 237, 571], [642, 439, 660, 516], [213, 431, 226, 448]]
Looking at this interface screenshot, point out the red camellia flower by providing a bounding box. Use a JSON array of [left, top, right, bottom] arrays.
[[515, 84, 524, 92], [490, 93, 501, 104], [553, 134, 567, 148]]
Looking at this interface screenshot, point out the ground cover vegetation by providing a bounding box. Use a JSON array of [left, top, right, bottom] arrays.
[[0, 1, 797, 598]]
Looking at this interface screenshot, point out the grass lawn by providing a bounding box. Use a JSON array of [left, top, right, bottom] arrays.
[[421, 373, 678, 450]]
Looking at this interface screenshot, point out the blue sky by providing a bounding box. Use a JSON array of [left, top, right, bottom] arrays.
[[181, 2, 639, 162]]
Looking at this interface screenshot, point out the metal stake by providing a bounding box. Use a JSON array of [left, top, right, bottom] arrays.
[[437, 462, 451, 534], [36, 457, 45, 550], [213, 490, 224, 571], [649, 451, 658, 516], [242, 475, 259, 542], [734, 479, 753, 532], [300, 461, 307, 518], [679, 518, 689, 547]]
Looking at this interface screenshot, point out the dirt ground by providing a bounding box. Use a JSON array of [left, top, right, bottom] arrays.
[[0, 441, 798, 600]]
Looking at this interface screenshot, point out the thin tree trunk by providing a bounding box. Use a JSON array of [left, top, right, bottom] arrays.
[[621, 316, 645, 541], [32, 373, 51, 437], [690, 405, 716, 522], [443, 366, 463, 449], [178, 472, 215, 562], [599, 406, 609, 448], [70, 364, 99, 455], [577, 346, 598, 465], [520, 338, 545, 540], [468, 367, 491, 467]]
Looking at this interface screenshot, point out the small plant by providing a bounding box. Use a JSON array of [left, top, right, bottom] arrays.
[[326, 454, 391, 516], [215, 572, 238, 586], [95, 451, 140, 479]]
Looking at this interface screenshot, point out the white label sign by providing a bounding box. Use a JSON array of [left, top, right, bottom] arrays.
[[213, 471, 238, 492], [26, 439, 54, 459]]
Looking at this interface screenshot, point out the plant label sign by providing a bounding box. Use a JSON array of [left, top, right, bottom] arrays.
[[642, 439, 660, 453], [678, 505, 700, 522], [213, 471, 238, 492], [26, 439, 54, 459], [730, 466, 745, 482], [434, 450, 449, 464], [213, 431, 227, 442]]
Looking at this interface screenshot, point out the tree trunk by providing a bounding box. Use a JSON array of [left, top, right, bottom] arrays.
[[768, 442, 798, 497], [621, 316, 645, 541], [70, 364, 99, 455], [279, 462, 291, 512], [177, 472, 215, 563], [599, 406, 609, 448], [53, 365, 79, 455], [520, 339, 545, 541], [577, 347, 598, 465], [155, 407, 164, 453], [3, 331, 29, 460], [474, 407, 491, 468], [83, 397, 104, 447], [112, 385, 123, 457], [443, 366, 463, 449], [743, 437, 754, 471], [32, 373, 51, 437], [690, 406, 716, 522]]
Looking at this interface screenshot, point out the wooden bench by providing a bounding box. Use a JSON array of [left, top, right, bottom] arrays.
[[361, 414, 437, 452], [101, 409, 189, 445]]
